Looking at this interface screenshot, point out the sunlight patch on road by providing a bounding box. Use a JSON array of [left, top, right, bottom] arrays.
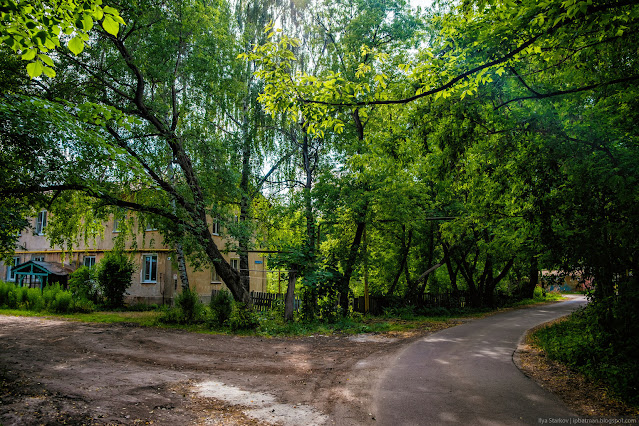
[[196, 380, 328, 425]]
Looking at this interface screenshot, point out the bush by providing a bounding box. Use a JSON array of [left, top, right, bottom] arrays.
[[533, 286, 546, 299], [69, 266, 101, 304], [42, 283, 62, 308], [7, 289, 18, 308], [96, 251, 134, 308], [533, 301, 639, 406], [158, 289, 205, 325], [229, 303, 259, 331], [73, 298, 96, 313], [317, 289, 341, 323], [158, 305, 182, 324], [0, 281, 14, 307], [127, 302, 158, 312], [25, 287, 45, 312], [15, 286, 28, 307], [175, 288, 204, 324], [51, 291, 73, 313], [209, 289, 233, 327], [416, 306, 451, 317]]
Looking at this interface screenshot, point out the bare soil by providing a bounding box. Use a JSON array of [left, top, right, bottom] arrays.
[[0, 315, 455, 425]]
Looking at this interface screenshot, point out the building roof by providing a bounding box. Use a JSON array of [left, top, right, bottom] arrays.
[[13, 260, 75, 277]]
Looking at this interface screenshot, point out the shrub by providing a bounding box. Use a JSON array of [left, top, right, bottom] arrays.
[[15, 286, 28, 307], [72, 298, 96, 313], [209, 289, 233, 327], [127, 302, 158, 312], [158, 305, 182, 324], [175, 288, 204, 324], [7, 289, 18, 308], [42, 283, 62, 309], [51, 291, 73, 313], [96, 251, 134, 308], [229, 303, 259, 331], [69, 266, 101, 304], [317, 289, 341, 323], [25, 287, 45, 312], [0, 281, 14, 306]]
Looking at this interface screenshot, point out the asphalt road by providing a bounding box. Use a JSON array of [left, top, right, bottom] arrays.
[[373, 296, 588, 425]]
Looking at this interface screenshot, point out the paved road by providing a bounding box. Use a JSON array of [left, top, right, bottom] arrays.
[[373, 296, 587, 425]]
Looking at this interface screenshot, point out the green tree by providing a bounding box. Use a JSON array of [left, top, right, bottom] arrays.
[[0, 0, 124, 77]]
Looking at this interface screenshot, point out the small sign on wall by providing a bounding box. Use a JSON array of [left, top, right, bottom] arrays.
[[254, 260, 263, 264]]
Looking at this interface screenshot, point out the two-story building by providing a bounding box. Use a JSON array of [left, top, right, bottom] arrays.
[[1, 210, 268, 305]]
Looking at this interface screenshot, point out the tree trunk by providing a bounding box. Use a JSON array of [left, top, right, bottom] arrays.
[[524, 255, 539, 299], [176, 242, 190, 292], [285, 267, 297, 321], [238, 99, 252, 294], [339, 215, 367, 315]]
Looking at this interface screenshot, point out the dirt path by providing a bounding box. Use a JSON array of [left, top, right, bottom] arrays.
[[0, 315, 451, 425]]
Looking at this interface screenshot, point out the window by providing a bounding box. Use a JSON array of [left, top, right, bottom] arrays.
[[83, 256, 96, 268], [113, 217, 121, 233], [230, 258, 239, 271], [211, 221, 220, 235], [7, 257, 19, 281], [142, 254, 157, 283], [145, 222, 157, 231], [211, 267, 221, 283], [32, 255, 45, 262], [35, 210, 47, 235]]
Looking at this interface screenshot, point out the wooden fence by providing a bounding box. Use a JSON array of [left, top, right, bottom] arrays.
[[352, 291, 469, 315], [210, 290, 300, 312], [212, 289, 468, 315]]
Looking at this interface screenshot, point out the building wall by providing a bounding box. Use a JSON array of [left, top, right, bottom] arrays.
[[1, 211, 268, 305]]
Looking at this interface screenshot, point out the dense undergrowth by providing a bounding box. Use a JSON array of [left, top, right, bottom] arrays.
[[532, 297, 639, 407], [1, 280, 561, 336]]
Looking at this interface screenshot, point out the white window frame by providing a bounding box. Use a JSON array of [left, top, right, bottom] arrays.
[[7, 257, 20, 281], [83, 256, 96, 268], [142, 254, 158, 283], [211, 221, 220, 235], [32, 255, 45, 262], [113, 217, 121, 233], [211, 267, 221, 284], [230, 258, 239, 271], [35, 210, 47, 235]]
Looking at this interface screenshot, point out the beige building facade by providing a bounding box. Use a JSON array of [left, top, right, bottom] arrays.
[[1, 210, 268, 305]]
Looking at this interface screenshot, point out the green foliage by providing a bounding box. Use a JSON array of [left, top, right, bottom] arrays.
[[229, 303, 259, 331], [68, 266, 101, 304], [24, 287, 45, 311], [159, 289, 205, 325], [0, 0, 125, 78], [0, 280, 13, 306], [317, 288, 342, 323], [209, 289, 233, 327], [126, 302, 159, 312], [42, 283, 62, 307], [50, 291, 73, 313], [6, 288, 17, 308], [175, 288, 204, 324], [96, 251, 134, 308], [532, 299, 639, 406]]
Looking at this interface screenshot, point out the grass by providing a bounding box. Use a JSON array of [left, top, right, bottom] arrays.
[[0, 294, 566, 337], [531, 304, 639, 408]]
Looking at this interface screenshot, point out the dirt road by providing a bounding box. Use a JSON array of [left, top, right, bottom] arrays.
[[0, 315, 444, 425]]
